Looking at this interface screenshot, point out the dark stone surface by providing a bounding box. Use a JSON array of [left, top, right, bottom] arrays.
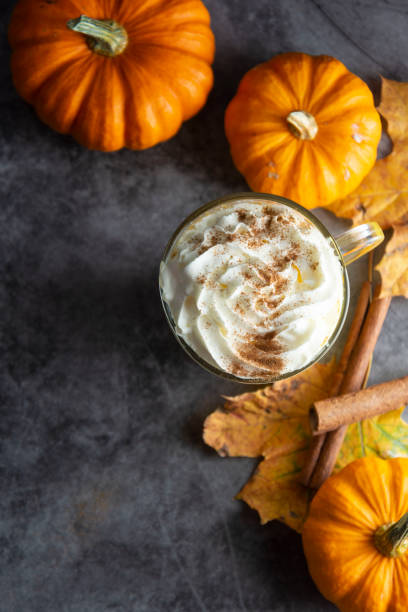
[[1, 1, 408, 610]]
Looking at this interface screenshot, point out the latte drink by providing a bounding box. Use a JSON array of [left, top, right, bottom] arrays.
[[160, 199, 344, 380]]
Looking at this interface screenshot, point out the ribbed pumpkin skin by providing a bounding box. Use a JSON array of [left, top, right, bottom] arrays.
[[225, 53, 381, 208], [302, 457, 408, 612], [9, 0, 215, 151]]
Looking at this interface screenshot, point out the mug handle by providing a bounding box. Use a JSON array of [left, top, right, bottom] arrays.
[[335, 222, 384, 266]]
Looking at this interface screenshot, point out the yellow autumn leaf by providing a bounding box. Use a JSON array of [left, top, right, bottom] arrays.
[[327, 78, 408, 229], [338, 407, 408, 465], [203, 359, 408, 533], [375, 225, 408, 298], [327, 77, 408, 298]]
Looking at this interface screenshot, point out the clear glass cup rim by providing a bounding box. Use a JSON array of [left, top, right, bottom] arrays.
[[159, 192, 350, 384]]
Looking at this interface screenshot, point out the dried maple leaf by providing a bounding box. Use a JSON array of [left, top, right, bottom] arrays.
[[327, 78, 408, 229], [337, 408, 408, 466], [375, 225, 408, 298], [326, 77, 408, 298], [203, 359, 408, 532]]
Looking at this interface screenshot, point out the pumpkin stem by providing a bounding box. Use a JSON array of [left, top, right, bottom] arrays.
[[374, 512, 408, 558], [286, 111, 318, 140], [67, 15, 128, 57]]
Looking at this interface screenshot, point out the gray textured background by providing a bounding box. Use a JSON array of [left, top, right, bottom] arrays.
[[2, 1, 408, 611]]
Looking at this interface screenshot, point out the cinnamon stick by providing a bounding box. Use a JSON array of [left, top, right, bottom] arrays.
[[310, 375, 408, 434], [299, 281, 371, 486], [299, 435, 326, 486], [330, 280, 372, 394], [309, 291, 392, 489]]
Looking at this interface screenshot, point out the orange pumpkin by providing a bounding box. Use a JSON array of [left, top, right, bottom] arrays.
[[9, 0, 215, 151], [302, 457, 408, 612], [225, 53, 381, 208]]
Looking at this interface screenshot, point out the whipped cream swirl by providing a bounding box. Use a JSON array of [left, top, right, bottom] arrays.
[[160, 200, 344, 379]]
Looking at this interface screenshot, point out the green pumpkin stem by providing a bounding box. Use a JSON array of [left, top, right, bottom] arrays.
[[374, 512, 408, 558], [67, 15, 128, 57]]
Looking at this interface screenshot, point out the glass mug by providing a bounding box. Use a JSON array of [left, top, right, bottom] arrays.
[[159, 193, 383, 384]]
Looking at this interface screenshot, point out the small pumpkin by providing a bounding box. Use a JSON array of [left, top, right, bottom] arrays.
[[9, 0, 215, 151], [302, 456, 408, 612], [225, 53, 382, 208]]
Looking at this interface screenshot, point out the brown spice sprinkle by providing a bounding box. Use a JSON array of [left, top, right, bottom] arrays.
[[255, 295, 285, 313], [236, 209, 256, 224], [193, 206, 311, 266], [226, 361, 259, 379], [233, 331, 285, 377], [186, 235, 202, 249], [225, 356, 283, 379], [233, 302, 246, 316], [197, 229, 234, 256], [251, 330, 282, 353]]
